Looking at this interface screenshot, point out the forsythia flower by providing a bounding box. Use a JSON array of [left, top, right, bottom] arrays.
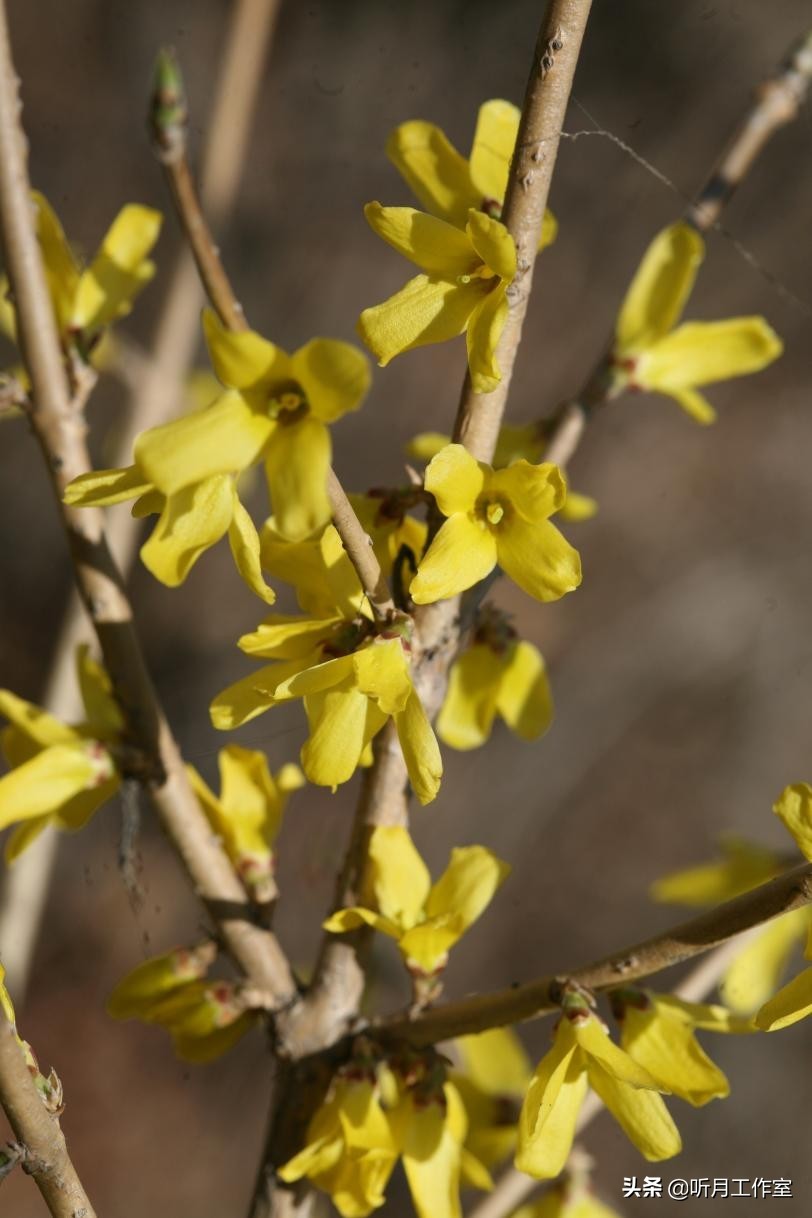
[[516, 988, 681, 1179], [63, 309, 369, 594], [212, 607, 442, 804], [410, 444, 581, 605], [452, 1027, 532, 1174], [610, 222, 782, 424], [323, 826, 509, 993], [187, 746, 303, 903], [610, 988, 751, 1106], [0, 646, 121, 862], [756, 783, 812, 1031], [0, 192, 161, 354], [107, 942, 256, 1062], [651, 833, 809, 1014], [438, 607, 553, 751], [408, 425, 597, 524], [279, 1070, 398, 1217], [358, 204, 517, 394], [387, 98, 557, 247]]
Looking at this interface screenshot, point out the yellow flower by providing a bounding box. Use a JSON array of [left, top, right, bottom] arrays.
[[323, 826, 509, 991], [386, 98, 557, 249], [408, 426, 597, 524], [1, 192, 161, 355], [410, 444, 581, 605], [187, 746, 303, 903], [212, 601, 442, 804], [358, 204, 516, 394], [516, 989, 680, 1180], [649, 833, 806, 1014], [0, 962, 15, 1027], [754, 782, 812, 1031], [388, 1076, 470, 1218], [107, 943, 255, 1062], [452, 1027, 532, 1175], [611, 222, 782, 424], [63, 310, 369, 592], [438, 608, 552, 751], [0, 646, 121, 861], [610, 989, 751, 1107], [279, 1071, 398, 1218]]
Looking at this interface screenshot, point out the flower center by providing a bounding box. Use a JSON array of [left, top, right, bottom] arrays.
[[475, 493, 510, 530], [267, 380, 309, 421], [456, 263, 496, 287], [320, 618, 373, 658]]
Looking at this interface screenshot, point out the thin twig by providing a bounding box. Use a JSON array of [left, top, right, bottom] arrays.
[[0, 1016, 97, 1218], [0, 0, 295, 1007], [0, 0, 281, 1004], [465, 933, 754, 1218], [152, 48, 395, 624], [374, 862, 812, 1045]]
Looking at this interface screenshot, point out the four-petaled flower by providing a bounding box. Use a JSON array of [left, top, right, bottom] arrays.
[[0, 646, 122, 861], [386, 98, 557, 247], [438, 607, 553, 751], [610, 222, 782, 424], [516, 988, 681, 1179], [0, 192, 161, 357], [410, 444, 581, 605], [323, 825, 509, 995], [187, 746, 303, 904], [358, 204, 517, 394]]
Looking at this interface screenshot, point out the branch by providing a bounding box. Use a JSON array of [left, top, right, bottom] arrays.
[[0, 0, 281, 1003], [0, 0, 295, 1007], [151, 49, 395, 623], [0, 1017, 96, 1218], [375, 861, 812, 1045], [464, 933, 754, 1218]]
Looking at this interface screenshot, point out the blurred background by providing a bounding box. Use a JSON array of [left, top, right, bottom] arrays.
[[1, 0, 811, 1214]]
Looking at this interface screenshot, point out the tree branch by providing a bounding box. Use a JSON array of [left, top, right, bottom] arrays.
[[0, 0, 281, 1004], [0, 1017, 97, 1218], [0, 0, 295, 1007], [375, 861, 812, 1045]]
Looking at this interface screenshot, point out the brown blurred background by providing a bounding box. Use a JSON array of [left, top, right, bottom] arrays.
[[1, 0, 812, 1214]]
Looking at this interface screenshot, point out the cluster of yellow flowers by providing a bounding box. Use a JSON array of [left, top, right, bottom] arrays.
[[0, 89, 792, 1218]]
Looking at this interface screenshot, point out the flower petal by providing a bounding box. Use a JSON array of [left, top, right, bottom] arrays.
[[663, 387, 717, 425], [491, 460, 567, 523], [466, 282, 509, 394], [465, 211, 516, 282], [140, 475, 234, 587], [495, 640, 553, 741], [72, 204, 163, 332], [202, 307, 290, 390], [322, 906, 402, 940], [264, 416, 332, 542], [640, 317, 782, 391], [620, 1000, 729, 1106], [410, 513, 497, 604], [64, 464, 152, 508], [515, 1023, 585, 1179], [650, 835, 780, 906], [586, 1061, 682, 1161], [399, 914, 464, 973], [456, 1027, 532, 1098], [32, 192, 81, 332], [76, 645, 124, 738], [386, 120, 474, 227], [756, 966, 812, 1031], [575, 1016, 662, 1090], [352, 640, 412, 716], [394, 1093, 463, 1218], [366, 825, 431, 926], [301, 685, 383, 789], [468, 100, 519, 206], [228, 490, 276, 604], [615, 223, 703, 352], [135, 390, 274, 495], [0, 744, 96, 830], [720, 908, 810, 1014], [0, 691, 77, 748], [364, 202, 476, 276], [394, 688, 443, 805], [426, 845, 510, 931], [358, 274, 484, 367], [424, 443, 485, 516], [210, 660, 308, 730], [437, 644, 504, 751], [495, 516, 581, 602], [291, 338, 371, 423], [773, 782, 812, 862]]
